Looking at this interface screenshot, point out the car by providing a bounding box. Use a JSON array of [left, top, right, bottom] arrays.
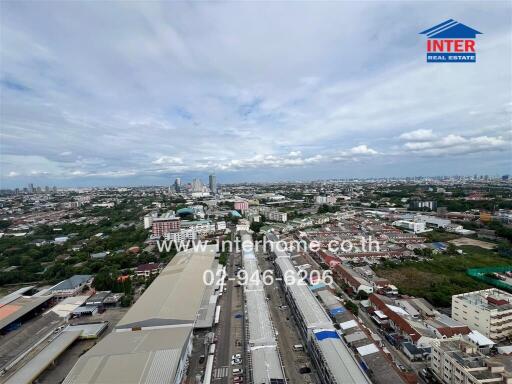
[[232, 368, 243, 374], [231, 359, 241, 365], [395, 363, 406, 372], [233, 377, 243, 383], [299, 366, 311, 374], [199, 355, 205, 364]]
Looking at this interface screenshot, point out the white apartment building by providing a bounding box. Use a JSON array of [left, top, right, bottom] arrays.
[[431, 337, 512, 384], [236, 219, 250, 232], [266, 210, 287, 223], [164, 229, 197, 243], [315, 195, 337, 204], [452, 289, 512, 341], [180, 220, 215, 236], [216, 221, 226, 231]]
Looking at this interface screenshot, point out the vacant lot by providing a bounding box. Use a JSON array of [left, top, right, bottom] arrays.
[[449, 237, 496, 250], [376, 246, 511, 307]]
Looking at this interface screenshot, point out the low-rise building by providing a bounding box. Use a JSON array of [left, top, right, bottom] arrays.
[[48, 275, 93, 299], [431, 337, 512, 384], [136, 262, 163, 278]]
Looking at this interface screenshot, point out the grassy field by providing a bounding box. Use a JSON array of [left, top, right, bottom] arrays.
[[375, 246, 511, 307]]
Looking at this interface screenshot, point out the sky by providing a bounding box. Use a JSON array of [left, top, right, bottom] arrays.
[[1, 1, 511, 188]]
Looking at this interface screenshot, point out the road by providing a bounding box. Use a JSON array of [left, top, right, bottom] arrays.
[[258, 249, 320, 384], [212, 230, 245, 384]]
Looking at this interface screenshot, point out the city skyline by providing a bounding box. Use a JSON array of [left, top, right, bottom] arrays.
[[1, 1, 511, 188]]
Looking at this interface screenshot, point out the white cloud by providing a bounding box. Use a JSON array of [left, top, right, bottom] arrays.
[[403, 134, 508, 156], [399, 129, 435, 141], [0, 2, 510, 185], [349, 145, 378, 155], [7, 171, 19, 177], [152, 156, 184, 165]]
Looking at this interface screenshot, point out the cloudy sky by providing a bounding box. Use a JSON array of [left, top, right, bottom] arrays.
[[1, 1, 511, 187]]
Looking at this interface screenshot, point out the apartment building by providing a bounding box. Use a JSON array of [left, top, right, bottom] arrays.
[[267, 210, 288, 222], [452, 289, 512, 341], [431, 337, 512, 384]]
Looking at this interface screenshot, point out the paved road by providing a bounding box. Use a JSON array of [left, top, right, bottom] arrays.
[[213, 228, 247, 384], [0, 312, 64, 372], [258, 250, 319, 384]]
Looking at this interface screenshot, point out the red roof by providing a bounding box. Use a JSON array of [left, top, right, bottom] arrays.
[[369, 294, 422, 343], [136, 263, 161, 272]]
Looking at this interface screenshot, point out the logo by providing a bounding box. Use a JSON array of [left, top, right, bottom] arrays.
[[420, 19, 482, 63]]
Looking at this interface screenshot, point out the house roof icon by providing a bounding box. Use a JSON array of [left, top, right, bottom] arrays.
[[420, 19, 482, 39]]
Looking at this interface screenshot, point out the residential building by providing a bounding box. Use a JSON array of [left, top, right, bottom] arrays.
[[431, 337, 512, 384], [234, 200, 249, 212], [316, 195, 337, 204], [267, 210, 287, 223], [136, 262, 163, 278], [409, 199, 437, 211], [236, 219, 250, 232], [452, 289, 512, 341], [215, 221, 226, 231], [152, 214, 181, 237]]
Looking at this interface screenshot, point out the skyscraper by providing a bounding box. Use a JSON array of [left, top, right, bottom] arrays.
[[209, 173, 217, 194], [28, 183, 34, 194], [174, 177, 181, 193], [191, 178, 203, 192]]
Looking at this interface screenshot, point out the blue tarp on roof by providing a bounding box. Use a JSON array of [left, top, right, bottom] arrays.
[[314, 330, 340, 341], [309, 282, 326, 291], [329, 307, 345, 316], [231, 210, 242, 218]]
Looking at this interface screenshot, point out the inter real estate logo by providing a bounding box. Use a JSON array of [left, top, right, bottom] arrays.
[[420, 19, 482, 63]]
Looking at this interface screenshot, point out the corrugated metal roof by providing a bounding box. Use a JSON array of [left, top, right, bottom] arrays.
[[6, 330, 82, 384], [63, 246, 217, 384], [241, 233, 285, 383], [117, 245, 217, 329], [313, 329, 372, 384]]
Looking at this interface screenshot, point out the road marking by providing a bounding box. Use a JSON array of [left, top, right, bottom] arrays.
[[214, 366, 229, 378]]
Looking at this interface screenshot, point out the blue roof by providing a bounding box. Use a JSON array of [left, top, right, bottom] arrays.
[[420, 19, 482, 39], [177, 207, 194, 215], [314, 330, 340, 341], [432, 242, 447, 250], [230, 210, 242, 218]]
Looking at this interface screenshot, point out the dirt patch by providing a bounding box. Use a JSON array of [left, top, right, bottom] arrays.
[[449, 237, 496, 250]]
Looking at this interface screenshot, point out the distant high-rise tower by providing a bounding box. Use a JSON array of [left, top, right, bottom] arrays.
[[28, 183, 34, 194], [174, 177, 181, 193], [209, 173, 217, 194], [191, 178, 203, 192]]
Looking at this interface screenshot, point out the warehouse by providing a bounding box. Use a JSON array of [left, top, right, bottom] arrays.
[[0, 289, 54, 334], [63, 245, 218, 384]]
